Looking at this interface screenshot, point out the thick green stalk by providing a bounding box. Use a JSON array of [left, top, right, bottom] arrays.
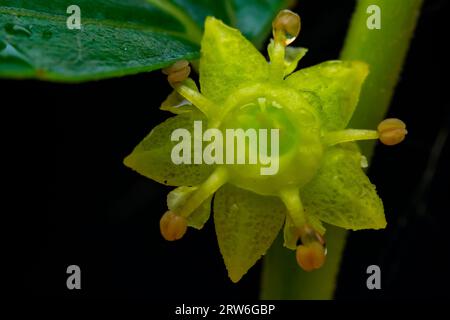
[[261, 0, 423, 300]]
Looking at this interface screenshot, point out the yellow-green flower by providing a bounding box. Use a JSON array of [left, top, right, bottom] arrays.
[[124, 11, 406, 283]]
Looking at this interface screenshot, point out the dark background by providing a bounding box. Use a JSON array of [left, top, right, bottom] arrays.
[[8, 0, 449, 300]]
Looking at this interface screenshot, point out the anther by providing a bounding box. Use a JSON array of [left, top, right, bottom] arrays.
[[159, 210, 188, 241], [295, 225, 326, 271], [162, 60, 189, 75], [162, 60, 191, 84], [272, 10, 301, 46], [377, 118, 407, 146], [296, 242, 326, 272]]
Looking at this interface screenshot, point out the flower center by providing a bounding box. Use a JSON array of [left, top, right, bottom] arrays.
[[221, 96, 297, 156], [216, 85, 324, 196]]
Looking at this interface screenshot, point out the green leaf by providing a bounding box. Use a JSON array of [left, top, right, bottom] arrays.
[[301, 144, 386, 230], [199, 17, 269, 104], [214, 184, 286, 282], [1, 0, 293, 82], [167, 186, 212, 230], [0, 0, 201, 81], [123, 112, 214, 187], [285, 60, 369, 131]]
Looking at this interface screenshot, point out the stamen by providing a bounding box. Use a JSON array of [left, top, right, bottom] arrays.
[[168, 66, 191, 84], [279, 188, 307, 228], [296, 242, 326, 272], [162, 60, 189, 76], [176, 167, 228, 218], [279, 188, 327, 271], [162, 60, 215, 117], [323, 129, 379, 146], [377, 118, 407, 145], [270, 10, 300, 80], [162, 60, 192, 86], [272, 10, 301, 46], [295, 225, 326, 271], [160, 210, 188, 241]]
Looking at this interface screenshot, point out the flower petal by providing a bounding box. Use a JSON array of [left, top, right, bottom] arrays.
[[301, 144, 386, 230], [123, 113, 214, 186], [160, 78, 198, 114], [285, 60, 369, 130], [214, 184, 285, 282], [267, 40, 308, 77], [199, 17, 269, 104]]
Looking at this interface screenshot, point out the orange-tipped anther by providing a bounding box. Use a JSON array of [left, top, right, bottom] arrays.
[[377, 118, 407, 146], [296, 242, 326, 272], [162, 60, 191, 84], [162, 60, 189, 75], [160, 211, 187, 241]]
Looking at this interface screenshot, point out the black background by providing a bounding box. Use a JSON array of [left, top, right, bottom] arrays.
[[7, 0, 449, 301]]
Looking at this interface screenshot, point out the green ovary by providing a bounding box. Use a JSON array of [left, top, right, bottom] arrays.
[[217, 88, 324, 196]]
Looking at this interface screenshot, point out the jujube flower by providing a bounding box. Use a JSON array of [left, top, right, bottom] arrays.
[[124, 10, 406, 282]]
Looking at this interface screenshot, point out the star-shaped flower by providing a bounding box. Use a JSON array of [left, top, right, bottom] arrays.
[[124, 10, 407, 282]]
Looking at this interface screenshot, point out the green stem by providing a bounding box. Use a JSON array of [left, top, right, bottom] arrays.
[[261, 0, 423, 300]]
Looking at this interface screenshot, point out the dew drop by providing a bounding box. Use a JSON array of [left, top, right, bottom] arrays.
[[4, 23, 32, 37], [360, 155, 368, 168], [272, 10, 301, 46]]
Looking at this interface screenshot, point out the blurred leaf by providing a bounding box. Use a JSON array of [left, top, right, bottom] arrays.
[[231, 0, 296, 48]]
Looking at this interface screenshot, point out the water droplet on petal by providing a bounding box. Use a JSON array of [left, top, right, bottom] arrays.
[[360, 155, 368, 168]]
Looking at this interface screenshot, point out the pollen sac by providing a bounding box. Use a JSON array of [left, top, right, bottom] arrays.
[[272, 10, 301, 46], [377, 118, 407, 146], [295, 225, 326, 271], [162, 60, 191, 84], [159, 211, 188, 241], [296, 242, 326, 272]]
